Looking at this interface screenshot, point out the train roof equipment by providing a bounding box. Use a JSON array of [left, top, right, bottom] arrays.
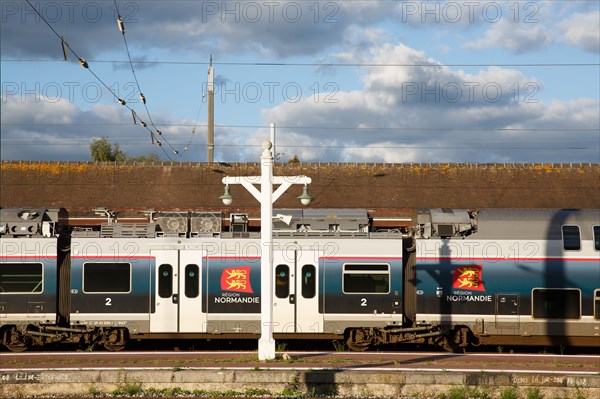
[[190, 212, 223, 236], [415, 208, 477, 239], [0, 208, 62, 238]]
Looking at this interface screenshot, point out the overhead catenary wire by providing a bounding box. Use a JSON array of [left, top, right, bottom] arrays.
[[21, 0, 174, 161], [3, 121, 597, 133], [0, 139, 596, 151], [2, 126, 597, 144], [4, 121, 595, 152], [3, 59, 599, 68], [185, 90, 206, 152], [112, 0, 180, 156]]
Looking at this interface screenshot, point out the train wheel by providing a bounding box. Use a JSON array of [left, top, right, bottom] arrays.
[[440, 337, 461, 353], [103, 328, 127, 352], [346, 329, 372, 352], [3, 327, 28, 353], [439, 326, 472, 353], [104, 343, 126, 352]]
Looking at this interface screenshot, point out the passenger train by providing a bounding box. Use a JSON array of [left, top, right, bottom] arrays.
[[0, 207, 598, 352]]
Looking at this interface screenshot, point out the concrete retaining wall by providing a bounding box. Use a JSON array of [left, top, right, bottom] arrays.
[[1, 368, 598, 398]]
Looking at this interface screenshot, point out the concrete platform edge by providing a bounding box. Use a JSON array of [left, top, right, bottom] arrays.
[[1, 369, 598, 398]]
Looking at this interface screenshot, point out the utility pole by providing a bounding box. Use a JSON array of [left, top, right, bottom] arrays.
[[207, 55, 214, 163]]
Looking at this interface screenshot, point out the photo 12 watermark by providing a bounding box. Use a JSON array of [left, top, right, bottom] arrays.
[[398, 1, 539, 24], [1, 1, 139, 24], [203, 80, 340, 104], [199, 1, 340, 24], [401, 81, 540, 104], [2, 81, 143, 104]]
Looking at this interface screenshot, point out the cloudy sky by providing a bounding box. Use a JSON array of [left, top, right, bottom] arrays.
[[1, 0, 599, 163]]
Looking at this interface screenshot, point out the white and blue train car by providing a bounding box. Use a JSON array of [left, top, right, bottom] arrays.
[[412, 209, 600, 348], [0, 209, 66, 351], [66, 231, 405, 350], [1, 207, 599, 351]]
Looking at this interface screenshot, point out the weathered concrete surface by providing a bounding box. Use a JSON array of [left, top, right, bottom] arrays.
[[1, 162, 599, 217], [0, 368, 598, 398]]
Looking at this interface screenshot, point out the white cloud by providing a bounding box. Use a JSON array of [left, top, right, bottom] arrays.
[[2, 3, 598, 164], [3, 94, 78, 125], [0, 1, 394, 59], [341, 143, 423, 163], [463, 7, 599, 54], [558, 11, 600, 53], [465, 19, 553, 53], [258, 41, 599, 163], [0, 96, 210, 161]]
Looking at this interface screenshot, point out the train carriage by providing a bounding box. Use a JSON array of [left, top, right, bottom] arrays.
[[1, 207, 598, 352], [0, 209, 64, 352], [412, 209, 600, 348], [65, 217, 406, 348]]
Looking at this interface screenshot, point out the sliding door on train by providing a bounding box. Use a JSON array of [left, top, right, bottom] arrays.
[[149, 249, 207, 333], [272, 248, 323, 334]]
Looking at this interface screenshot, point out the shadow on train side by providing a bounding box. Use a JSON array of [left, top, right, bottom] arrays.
[[543, 209, 577, 348], [544, 210, 571, 347], [415, 209, 599, 351], [416, 240, 466, 352], [515, 209, 595, 349]]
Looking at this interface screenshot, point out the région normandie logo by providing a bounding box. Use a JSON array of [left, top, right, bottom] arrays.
[[221, 266, 253, 294], [452, 265, 486, 292]]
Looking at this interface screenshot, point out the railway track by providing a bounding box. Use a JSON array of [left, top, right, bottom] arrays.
[[2, 350, 599, 374]]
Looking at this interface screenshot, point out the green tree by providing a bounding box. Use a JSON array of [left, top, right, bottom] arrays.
[[128, 152, 161, 162], [90, 136, 128, 162]]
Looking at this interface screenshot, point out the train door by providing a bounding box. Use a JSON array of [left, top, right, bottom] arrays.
[[150, 249, 206, 333], [150, 249, 178, 332], [179, 250, 206, 332], [272, 247, 322, 333]]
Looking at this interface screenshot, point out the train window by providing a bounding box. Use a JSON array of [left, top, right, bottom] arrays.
[[158, 264, 173, 298], [275, 264, 290, 298], [0, 263, 43, 293], [301, 265, 316, 299], [343, 263, 390, 294], [83, 263, 130, 293], [184, 264, 199, 298], [532, 288, 580, 319], [593, 226, 600, 251], [595, 290, 600, 320], [562, 225, 581, 251]]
